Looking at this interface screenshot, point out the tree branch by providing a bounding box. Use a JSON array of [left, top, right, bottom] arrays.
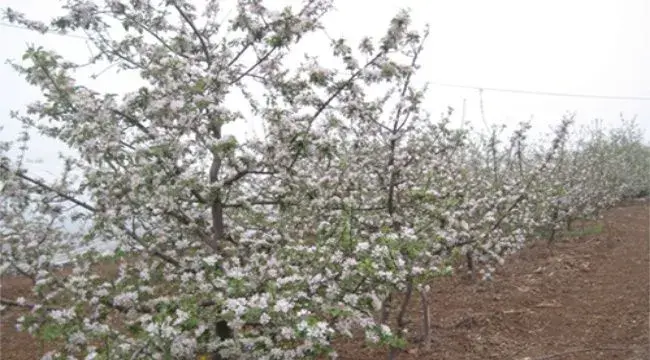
[[0, 298, 58, 311], [1, 163, 96, 212], [170, 1, 212, 66]]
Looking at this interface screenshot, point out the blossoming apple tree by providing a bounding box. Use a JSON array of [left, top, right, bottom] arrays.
[[1, 1, 649, 360]]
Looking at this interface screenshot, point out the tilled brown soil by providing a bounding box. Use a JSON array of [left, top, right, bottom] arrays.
[[1, 202, 649, 360]]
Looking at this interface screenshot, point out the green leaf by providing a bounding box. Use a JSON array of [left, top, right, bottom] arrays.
[[181, 316, 199, 331], [127, 323, 144, 336], [242, 307, 263, 323], [266, 35, 284, 47], [40, 323, 63, 341]]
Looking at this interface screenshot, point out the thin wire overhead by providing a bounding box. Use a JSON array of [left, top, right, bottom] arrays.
[[2, 21, 650, 102], [429, 81, 650, 101]]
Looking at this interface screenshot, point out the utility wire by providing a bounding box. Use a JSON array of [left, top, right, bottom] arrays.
[[429, 81, 650, 101], [3, 21, 650, 102]]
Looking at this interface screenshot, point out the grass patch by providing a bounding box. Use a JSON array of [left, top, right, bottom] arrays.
[[533, 221, 604, 242], [565, 222, 604, 238]]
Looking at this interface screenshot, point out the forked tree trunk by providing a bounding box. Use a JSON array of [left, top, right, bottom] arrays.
[[388, 280, 414, 360], [566, 217, 573, 231], [381, 293, 393, 324], [208, 122, 235, 359]]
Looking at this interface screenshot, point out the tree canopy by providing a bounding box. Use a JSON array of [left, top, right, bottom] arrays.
[[1, 1, 648, 359]]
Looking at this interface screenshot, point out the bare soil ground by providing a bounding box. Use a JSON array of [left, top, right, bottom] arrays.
[[2, 202, 649, 360]]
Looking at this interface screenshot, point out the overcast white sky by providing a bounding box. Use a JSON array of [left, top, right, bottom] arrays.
[[1, 0, 649, 180]]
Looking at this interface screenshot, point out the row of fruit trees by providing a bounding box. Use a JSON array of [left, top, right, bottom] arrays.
[[1, 1, 649, 359]]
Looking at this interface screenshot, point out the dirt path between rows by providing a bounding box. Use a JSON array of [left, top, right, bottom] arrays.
[[2, 202, 649, 360]]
